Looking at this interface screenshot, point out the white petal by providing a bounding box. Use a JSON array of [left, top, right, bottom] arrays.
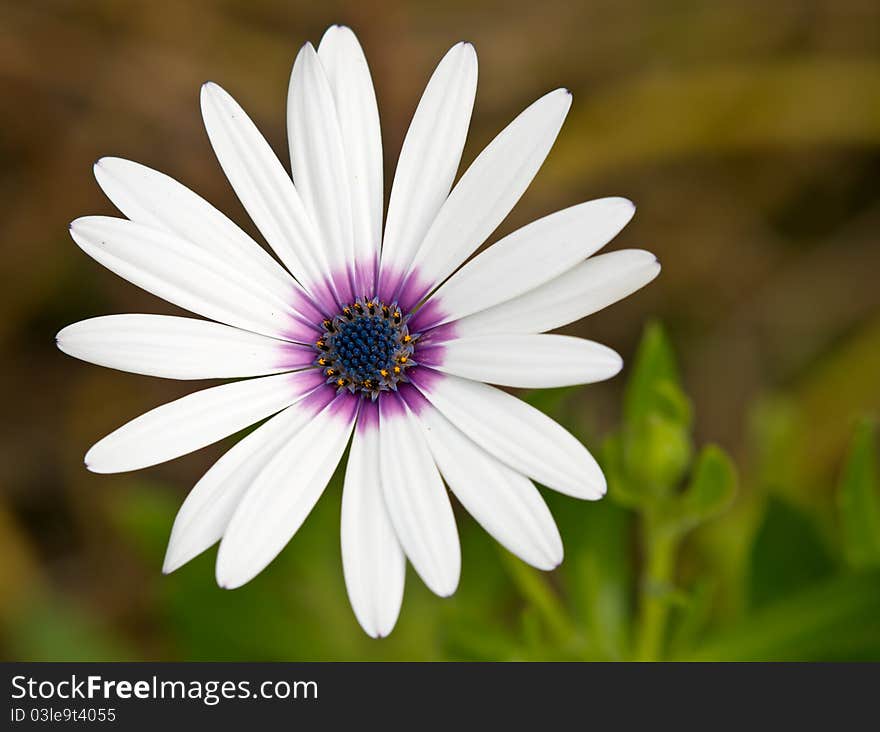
[[378, 42, 477, 294], [70, 216, 313, 342], [429, 334, 622, 388], [378, 396, 460, 597], [200, 82, 335, 309], [454, 249, 661, 337], [287, 43, 355, 301], [405, 89, 572, 304], [317, 26, 383, 293], [419, 403, 563, 570], [215, 394, 358, 589], [421, 198, 635, 327], [163, 395, 328, 573], [413, 371, 605, 500], [341, 402, 405, 638], [85, 370, 322, 474], [93, 157, 304, 308], [57, 314, 312, 380]]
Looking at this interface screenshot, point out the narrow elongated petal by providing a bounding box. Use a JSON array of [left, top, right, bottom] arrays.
[[288, 43, 355, 302], [418, 403, 563, 570], [93, 157, 305, 308], [70, 216, 312, 342], [85, 370, 323, 474], [429, 334, 622, 388], [418, 198, 635, 328], [216, 393, 358, 589], [454, 249, 661, 337], [404, 89, 572, 306], [341, 402, 405, 638], [200, 82, 335, 310], [412, 370, 605, 499], [318, 26, 383, 294], [163, 392, 332, 573], [378, 396, 460, 597], [57, 314, 312, 380], [379, 43, 477, 296]]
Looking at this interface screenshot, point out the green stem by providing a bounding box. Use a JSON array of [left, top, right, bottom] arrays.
[[635, 519, 678, 661]]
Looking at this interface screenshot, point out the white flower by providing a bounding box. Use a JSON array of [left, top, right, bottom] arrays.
[[57, 25, 660, 638]]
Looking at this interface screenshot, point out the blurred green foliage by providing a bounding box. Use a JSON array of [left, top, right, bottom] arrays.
[[838, 419, 880, 569]]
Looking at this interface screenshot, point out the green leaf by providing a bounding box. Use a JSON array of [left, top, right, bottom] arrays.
[[679, 571, 880, 661], [619, 322, 693, 495], [748, 497, 835, 610], [666, 444, 737, 534], [623, 321, 686, 426], [837, 418, 880, 568]]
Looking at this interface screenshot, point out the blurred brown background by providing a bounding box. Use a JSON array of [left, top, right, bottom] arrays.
[[1, 0, 879, 659]]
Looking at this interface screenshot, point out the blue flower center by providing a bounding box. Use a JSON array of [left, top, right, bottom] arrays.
[[314, 299, 418, 399], [334, 317, 396, 381]]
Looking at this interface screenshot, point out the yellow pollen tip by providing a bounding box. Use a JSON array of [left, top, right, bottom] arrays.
[[393, 366, 401, 374], [398, 355, 408, 364], [403, 335, 412, 342]]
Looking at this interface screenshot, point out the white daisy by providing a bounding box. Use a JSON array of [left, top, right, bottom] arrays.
[[57, 25, 660, 638]]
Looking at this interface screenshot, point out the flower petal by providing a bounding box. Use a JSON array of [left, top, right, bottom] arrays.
[[412, 370, 605, 500], [163, 393, 329, 573], [84, 370, 323, 474], [418, 198, 635, 328], [57, 314, 312, 380], [200, 81, 335, 311], [427, 334, 622, 388], [317, 26, 383, 294], [287, 43, 355, 302], [341, 401, 405, 638], [454, 249, 661, 337], [378, 42, 477, 298], [402, 88, 572, 307], [93, 157, 306, 309], [70, 216, 313, 342], [215, 393, 358, 589], [378, 395, 460, 597], [418, 401, 563, 570]]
